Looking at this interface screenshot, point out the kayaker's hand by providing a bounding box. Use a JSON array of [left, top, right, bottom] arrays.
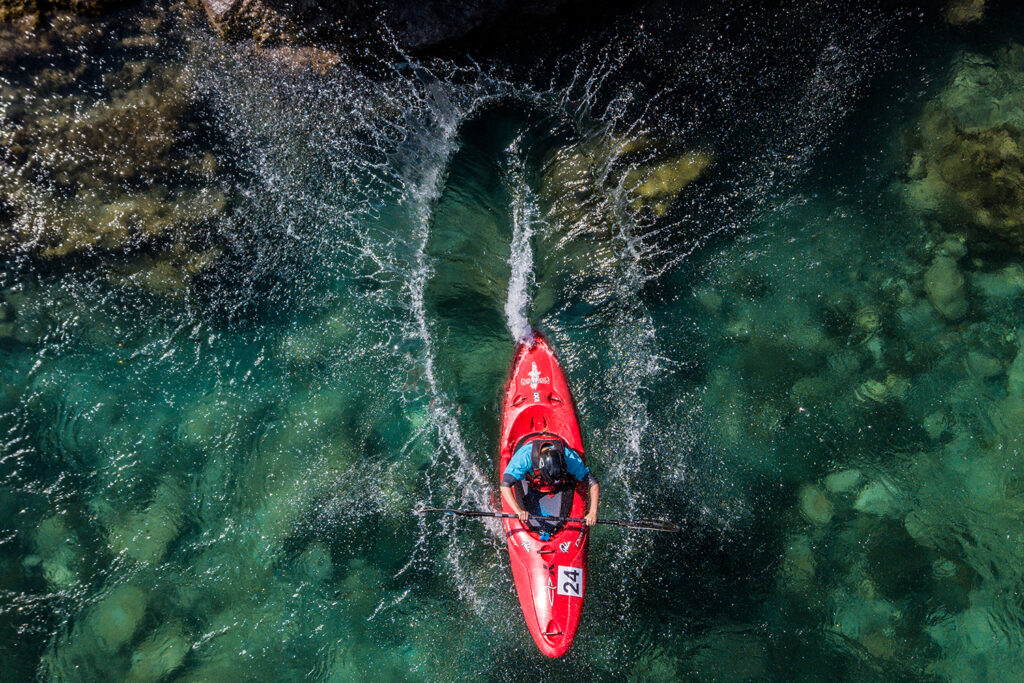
[[517, 509, 529, 523], [584, 511, 598, 527]]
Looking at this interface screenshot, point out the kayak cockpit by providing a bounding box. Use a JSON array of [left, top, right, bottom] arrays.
[[513, 481, 576, 535]]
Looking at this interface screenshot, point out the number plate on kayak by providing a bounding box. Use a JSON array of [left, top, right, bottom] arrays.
[[557, 566, 583, 597]]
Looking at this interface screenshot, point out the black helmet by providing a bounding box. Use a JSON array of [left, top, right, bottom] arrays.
[[536, 442, 566, 485]]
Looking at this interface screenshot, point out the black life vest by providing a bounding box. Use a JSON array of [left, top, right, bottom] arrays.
[[525, 438, 573, 493]]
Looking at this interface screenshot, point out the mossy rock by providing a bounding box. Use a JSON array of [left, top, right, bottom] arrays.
[[903, 44, 1024, 252], [623, 151, 714, 216], [0, 33, 230, 294]]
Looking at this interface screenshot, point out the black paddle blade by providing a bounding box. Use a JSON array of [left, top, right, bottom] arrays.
[[606, 519, 680, 532], [414, 507, 511, 519]]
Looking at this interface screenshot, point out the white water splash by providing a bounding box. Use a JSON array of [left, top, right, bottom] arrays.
[[503, 137, 540, 343]]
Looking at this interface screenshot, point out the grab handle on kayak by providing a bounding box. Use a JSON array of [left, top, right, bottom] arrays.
[[414, 508, 680, 533]]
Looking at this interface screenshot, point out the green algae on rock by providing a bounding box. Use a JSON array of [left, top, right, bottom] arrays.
[[902, 43, 1024, 253], [622, 150, 714, 216], [0, 11, 230, 295], [540, 133, 713, 230], [0, 0, 131, 21], [943, 0, 986, 26]]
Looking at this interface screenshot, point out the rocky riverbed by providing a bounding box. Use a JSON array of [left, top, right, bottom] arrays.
[[2, 0, 1024, 681]]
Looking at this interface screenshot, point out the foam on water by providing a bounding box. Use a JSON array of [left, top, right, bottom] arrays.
[[503, 136, 540, 344]]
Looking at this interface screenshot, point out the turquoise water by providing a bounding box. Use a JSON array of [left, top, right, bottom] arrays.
[[4, 1, 1024, 680]]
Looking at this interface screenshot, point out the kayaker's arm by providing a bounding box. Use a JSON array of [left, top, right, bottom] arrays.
[[585, 481, 599, 527], [500, 484, 530, 522]]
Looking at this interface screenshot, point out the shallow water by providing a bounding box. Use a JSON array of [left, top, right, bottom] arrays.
[[3, 1, 1024, 680]]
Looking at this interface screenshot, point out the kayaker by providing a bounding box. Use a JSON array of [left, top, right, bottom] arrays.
[[500, 439, 600, 526]]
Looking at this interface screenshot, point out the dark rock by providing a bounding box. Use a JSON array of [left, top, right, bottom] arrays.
[[0, 0, 132, 22]]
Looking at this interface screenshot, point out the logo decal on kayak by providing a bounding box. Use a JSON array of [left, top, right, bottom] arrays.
[[546, 577, 555, 606], [521, 362, 550, 391], [523, 539, 532, 552], [559, 542, 570, 553], [557, 566, 583, 598]]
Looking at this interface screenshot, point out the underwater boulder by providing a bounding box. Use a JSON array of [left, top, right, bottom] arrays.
[[32, 515, 82, 589], [779, 534, 816, 587], [971, 264, 1024, 302], [944, 0, 986, 26], [106, 480, 187, 565], [541, 134, 713, 228], [0, 46, 228, 294], [1006, 334, 1024, 398], [965, 350, 1003, 379], [693, 286, 723, 313], [87, 584, 148, 652], [833, 596, 900, 660], [824, 469, 863, 494], [853, 374, 909, 407], [623, 151, 714, 217], [853, 480, 902, 518], [924, 256, 969, 321], [903, 44, 1024, 252], [922, 410, 950, 440], [799, 484, 833, 525], [295, 542, 333, 584], [126, 621, 191, 683]]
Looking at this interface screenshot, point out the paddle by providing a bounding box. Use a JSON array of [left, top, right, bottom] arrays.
[[415, 507, 680, 533]]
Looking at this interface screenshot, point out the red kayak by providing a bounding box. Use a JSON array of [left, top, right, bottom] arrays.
[[498, 330, 588, 657]]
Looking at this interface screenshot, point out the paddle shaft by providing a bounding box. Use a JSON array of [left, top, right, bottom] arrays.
[[416, 507, 679, 533]]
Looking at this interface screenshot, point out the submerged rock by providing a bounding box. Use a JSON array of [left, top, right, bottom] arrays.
[[0, 31, 229, 294], [854, 374, 909, 406], [87, 584, 147, 652], [944, 0, 986, 26], [833, 596, 900, 660], [923, 410, 949, 440], [824, 469, 863, 494], [126, 621, 190, 683], [850, 306, 882, 344], [540, 134, 713, 229], [971, 264, 1024, 301], [623, 151, 713, 216], [694, 287, 723, 313], [924, 256, 968, 321], [854, 480, 901, 518], [965, 350, 1003, 379], [779, 534, 816, 586], [296, 542, 333, 584], [799, 484, 833, 525], [902, 44, 1024, 252], [105, 481, 187, 565], [32, 515, 82, 589], [1008, 335, 1024, 398]]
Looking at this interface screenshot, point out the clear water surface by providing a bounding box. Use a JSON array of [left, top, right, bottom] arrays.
[[2, 1, 1024, 680]]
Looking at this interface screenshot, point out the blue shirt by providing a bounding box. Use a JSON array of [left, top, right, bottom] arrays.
[[502, 443, 591, 483]]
